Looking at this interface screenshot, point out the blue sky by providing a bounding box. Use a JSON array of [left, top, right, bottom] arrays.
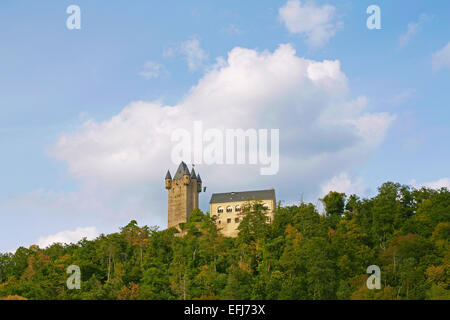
[[1, 0, 449, 252]]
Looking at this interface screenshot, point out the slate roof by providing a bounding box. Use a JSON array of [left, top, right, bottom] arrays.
[[173, 161, 190, 179], [165, 170, 172, 179], [190, 168, 197, 179], [209, 189, 275, 204]]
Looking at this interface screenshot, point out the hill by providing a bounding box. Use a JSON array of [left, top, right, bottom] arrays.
[[0, 182, 449, 300]]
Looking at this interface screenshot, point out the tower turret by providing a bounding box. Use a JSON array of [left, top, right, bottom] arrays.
[[165, 170, 172, 189], [166, 161, 202, 229], [183, 171, 190, 185], [190, 168, 197, 180], [196, 174, 202, 193]]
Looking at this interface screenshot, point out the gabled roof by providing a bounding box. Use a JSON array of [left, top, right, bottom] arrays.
[[173, 161, 190, 180], [210, 189, 275, 204]]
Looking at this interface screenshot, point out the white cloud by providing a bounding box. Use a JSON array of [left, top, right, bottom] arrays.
[[432, 42, 450, 71], [410, 178, 450, 190], [139, 61, 165, 79], [44, 43, 394, 227], [222, 24, 243, 35], [320, 172, 367, 197], [278, 0, 341, 48], [390, 88, 416, 106], [36, 227, 99, 248], [399, 23, 418, 48], [398, 14, 430, 48], [165, 35, 209, 72]]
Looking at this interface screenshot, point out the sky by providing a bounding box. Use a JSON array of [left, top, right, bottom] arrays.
[[0, 0, 449, 253]]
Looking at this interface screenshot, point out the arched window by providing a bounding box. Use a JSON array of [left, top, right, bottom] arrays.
[[262, 203, 269, 210], [217, 206, 223, 214], [226, 206, 233, 213], [235, 205, 241, 212]]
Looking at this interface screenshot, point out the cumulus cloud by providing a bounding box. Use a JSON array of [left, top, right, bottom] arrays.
[[410, 178, 450, 190], [139, 61, 165, 79], [432, 42, 450, 71], [36, 227, 99, 248], [164, 35, 209, 71], [46, 43, 394, 227], [278, 0, 341, 48], [320, 172, 368, 197]]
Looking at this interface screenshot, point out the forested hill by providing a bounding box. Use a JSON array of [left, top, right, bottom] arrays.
[[0, 182, 449, 300]]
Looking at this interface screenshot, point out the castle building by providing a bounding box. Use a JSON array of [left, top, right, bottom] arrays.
[[209, 189, 276, 237], [165, 162, 276, 237], [165, 161, 202, 229]]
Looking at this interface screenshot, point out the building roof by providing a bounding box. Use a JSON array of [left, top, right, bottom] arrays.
[[209, 189, 275, 204], [173, 161, 190, 179], [165, 170, 172, 180], [190, 168, 197, 179]]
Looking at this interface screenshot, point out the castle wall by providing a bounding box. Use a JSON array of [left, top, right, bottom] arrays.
[[210, 199, 275, 237], [167, 178, 199, 229], [167, 163, 275, 238], [191, 181, 199, 213]]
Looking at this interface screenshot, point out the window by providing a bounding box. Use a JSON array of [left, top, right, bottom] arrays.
[[235, 218, 239, 223], [262, 203, 269, 210], [235, 205, 241, 212], [227, 218, 231, 224], [218, 220, 221, 224], [226, 206, 233, 213], [217, 206, 223, 214]]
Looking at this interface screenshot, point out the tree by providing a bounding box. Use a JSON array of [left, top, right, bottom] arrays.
[[321, 191, 346, 230], [0, 182, 448, 300]]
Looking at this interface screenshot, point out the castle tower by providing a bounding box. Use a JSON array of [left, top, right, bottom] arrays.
[[165, 161, 202, 229]]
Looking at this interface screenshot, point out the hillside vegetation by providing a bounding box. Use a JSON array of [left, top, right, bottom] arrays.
[[0, 182, 449, 300]]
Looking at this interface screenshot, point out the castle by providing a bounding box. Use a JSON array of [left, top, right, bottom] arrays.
[[165, 162, 276, 237], [209, 189, 276, 237], [165, 161, 202, 229]]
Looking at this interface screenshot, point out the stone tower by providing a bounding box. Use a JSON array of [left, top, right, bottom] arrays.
[[165, 161, 202, 229]]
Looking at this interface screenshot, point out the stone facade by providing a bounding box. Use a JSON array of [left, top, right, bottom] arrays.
[[209, 189, 276, 237], [165, 162, 202, 229], [165, 164, 276, 238]]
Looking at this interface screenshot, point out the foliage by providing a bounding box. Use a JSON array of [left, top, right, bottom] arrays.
[[0, 182, 448, 300]]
